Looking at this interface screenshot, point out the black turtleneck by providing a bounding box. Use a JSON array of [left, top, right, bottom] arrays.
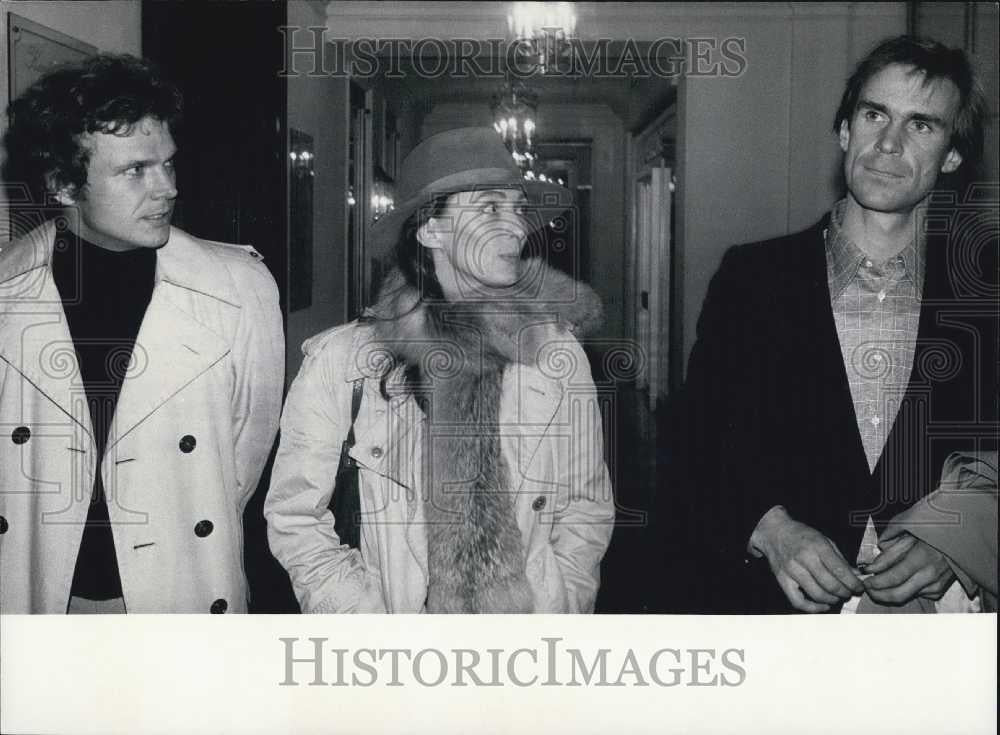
[[51, 232, 157, 601]]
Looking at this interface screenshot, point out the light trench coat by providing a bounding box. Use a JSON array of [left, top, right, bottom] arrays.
[[265, 321, 615, 613], [0, 223, 283, 613]]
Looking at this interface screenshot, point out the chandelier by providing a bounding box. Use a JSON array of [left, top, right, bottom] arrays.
[[491, 80, 538, 173], [508, 1, 577, 75]]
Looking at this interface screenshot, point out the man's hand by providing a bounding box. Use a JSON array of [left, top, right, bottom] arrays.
[[862, 532, 956, 605], [750, 507, 865, 612]]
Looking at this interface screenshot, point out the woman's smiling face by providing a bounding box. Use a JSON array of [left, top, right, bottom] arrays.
[[420, 187, 531, 293]]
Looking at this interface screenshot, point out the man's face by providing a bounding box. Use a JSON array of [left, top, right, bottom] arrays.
[[59, 116, 178, 251], [422, 188, 531, 290], [839, 63, 963, 216]]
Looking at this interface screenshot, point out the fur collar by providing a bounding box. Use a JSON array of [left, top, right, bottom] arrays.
[[369, 258, 603, 364], [369, 259, 602, 612]]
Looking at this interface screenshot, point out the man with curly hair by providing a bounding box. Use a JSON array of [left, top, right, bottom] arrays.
[[0, 54, 284, 613]]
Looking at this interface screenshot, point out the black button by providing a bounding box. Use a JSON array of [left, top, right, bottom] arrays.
[[194, 520, 214, 538], [179, 435, 197, 453], [0, 516, 7, 534], [11, 426, 30, 444], [532, 496, 547, 511], [210, 598, 228, 614]]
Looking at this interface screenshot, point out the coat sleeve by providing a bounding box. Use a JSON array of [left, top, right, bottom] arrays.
[[230, 260, 284, 508], [881, 450, 998, 609], [675, 245, 777, 552], [549, 339, 615, 613], [659, 243, 797, 613], [264, 332, 365, 613]]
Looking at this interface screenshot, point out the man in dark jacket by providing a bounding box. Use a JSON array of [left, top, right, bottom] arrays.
[[670, 35, 996, 613]]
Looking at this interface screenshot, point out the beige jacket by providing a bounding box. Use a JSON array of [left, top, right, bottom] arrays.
[[0, 223, 283, 613], [265, 321, 615, 613], [858, 451, 998, 613]]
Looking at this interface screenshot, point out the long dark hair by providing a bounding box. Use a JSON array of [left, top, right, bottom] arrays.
[[390, 196, 449, 302], [368, 195, 450, 401]]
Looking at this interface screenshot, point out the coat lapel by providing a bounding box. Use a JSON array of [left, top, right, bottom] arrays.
[[872, 232, 961, 525], [803, 221, 872, 483], [0, 222, 93, 435], [107, 285, 231, 447], [2, 223, 245, 455], [0, 307, 93, 436], [106, 229, 235, 447], [505, 362, 564, 488]]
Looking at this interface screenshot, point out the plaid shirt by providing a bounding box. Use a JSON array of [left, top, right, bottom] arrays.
[[826, 199, 924, 586], [826, 198, 924, 475], [826, 205, 978, 614]]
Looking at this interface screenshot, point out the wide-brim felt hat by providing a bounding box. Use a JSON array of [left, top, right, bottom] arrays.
[[370, 127, 573, 257]]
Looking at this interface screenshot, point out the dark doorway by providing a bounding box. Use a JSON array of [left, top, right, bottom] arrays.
[[142, 0, 297, 613], [141, 1, 288, 290]]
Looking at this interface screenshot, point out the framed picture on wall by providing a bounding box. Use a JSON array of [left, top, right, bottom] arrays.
[[7, 13, 97, 104]]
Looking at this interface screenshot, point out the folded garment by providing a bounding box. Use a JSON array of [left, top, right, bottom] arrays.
[[858, 451, 997, 614]]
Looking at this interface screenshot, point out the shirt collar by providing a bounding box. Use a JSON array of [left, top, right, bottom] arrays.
[[825, 198, 925, 300]]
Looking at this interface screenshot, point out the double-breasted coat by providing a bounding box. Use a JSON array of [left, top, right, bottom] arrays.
[[0, 223, 284, 613]]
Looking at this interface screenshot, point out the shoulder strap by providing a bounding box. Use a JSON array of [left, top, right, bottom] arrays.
[[345, 379, 364, 447], [207, 240, 265, 261], [331, 379, 365, 549]]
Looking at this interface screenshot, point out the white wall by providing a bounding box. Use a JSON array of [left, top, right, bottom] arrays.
[[0, 0, 142, 239], [675, 3, 906, 368]]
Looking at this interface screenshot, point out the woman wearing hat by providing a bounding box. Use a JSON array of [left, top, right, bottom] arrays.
[[265, 128, 614, 613]]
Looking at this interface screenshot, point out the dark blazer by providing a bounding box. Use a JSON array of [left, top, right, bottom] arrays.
[[662, 211, 998, 613]]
